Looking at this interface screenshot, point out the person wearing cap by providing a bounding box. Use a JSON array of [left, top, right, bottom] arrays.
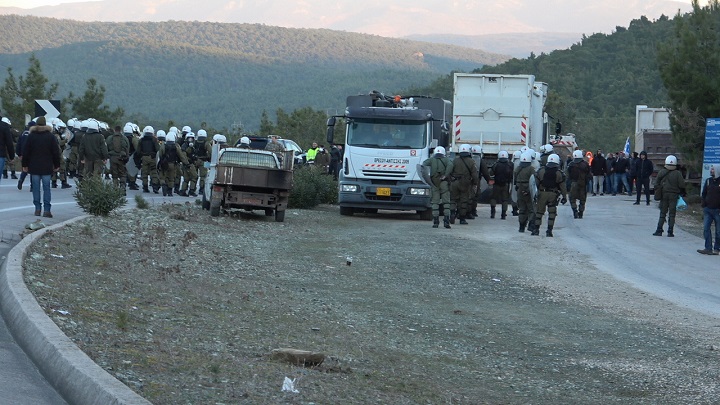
[[21, 117, 61, 218], [653, 155, 686, 237], [698, 164, 720, 255], [0, 116, 14, 185]]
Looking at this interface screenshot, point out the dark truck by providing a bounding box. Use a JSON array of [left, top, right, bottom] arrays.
[[202, 145, 294, 222]]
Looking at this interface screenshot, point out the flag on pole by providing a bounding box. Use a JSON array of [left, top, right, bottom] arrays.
[[623, 137, 631, 156]]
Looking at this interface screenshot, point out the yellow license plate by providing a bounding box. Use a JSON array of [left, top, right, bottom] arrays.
[[376, 187, 391, 196]]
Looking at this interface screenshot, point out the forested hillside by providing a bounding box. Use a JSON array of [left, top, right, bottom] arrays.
[[0, 15, 507, 133], [410, 15, 676, 152]]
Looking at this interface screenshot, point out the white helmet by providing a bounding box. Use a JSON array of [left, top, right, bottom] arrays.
[[67, 118, 76, 128], [520, 146, 529, 153], [99, 121, 109, 131], [86, 119, 100, 133], [459, 144, 471, 154], [73, 119, 82, 130], [213, 134, 227, 143], [169, 126, 179, 134], [240, 136, 250, 145], [434, 146, 446, 156], [156, 130, 167, 140], [132, 124, 140, 134], [52, 118, 66, 130], [123, 123, 134, 134], [665, 155, 677, 166], [186, 132, 195, 140], [520, 151, 533, 163], [534, 152, 541, 161], [543, 144, 554, 153], [165, 132, 176, 143], [80, 120, 90, 131], [547, 154, 560, 166], [471, 145, 482, 154], [512, 150, 521, 160], [1, 117, 10, 125], [143, 125, 155, 135], [197, 129, 207, 139], [498, 150, 509, 160], [181, 125, 191, 134], [573, 150, 584, 159]]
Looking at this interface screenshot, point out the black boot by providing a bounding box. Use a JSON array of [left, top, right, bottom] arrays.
[[128, 182, 139, 190], [177, 190, 188, 197], [11, 172, 17, 179], [449, 211, 456, 225], [546, 227, 553, 237], [2, 170, 6, 179], [61, 180, 72, 189], [162, 186, 168, 196], [188, 190, 197, 197], [490, 206, 496, 219], [531, 223, 540, 236], [51, 181, 58, 188], [143, 185, 150, 193], [578, 210, 583, 219], [459, 216, 468, 225], [432, 216, 439, 228], [501, 212, 506, 220], [653, 228, 663, 236], [573, 209, 578, 219], [443, 216, 451, 229], [174, 185, 180, 194], [519, 223, 526, 233], [667, 228, 674, 237]]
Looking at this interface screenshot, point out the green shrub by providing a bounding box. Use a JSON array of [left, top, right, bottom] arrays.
[[72, 176, 127, 216], [135, 194, 150, 209], [288, 165, 338, 208]]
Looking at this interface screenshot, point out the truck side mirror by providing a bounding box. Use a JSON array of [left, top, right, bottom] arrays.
[[326, 117, 336, 144], [555, 122, 562, 135]]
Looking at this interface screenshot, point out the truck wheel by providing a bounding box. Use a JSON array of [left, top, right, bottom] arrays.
[[202, 193, 210, 210], [265, 208, 274, 216], [275, 210, 285, 222], [418, 209, 433, 221], [340, 207, 354, 216], [210, 200, 221, 217]]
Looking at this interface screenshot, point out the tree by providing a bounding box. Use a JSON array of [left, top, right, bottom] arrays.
[[65, 78, 125, 125], [657, 0, 720, 169], [0, 54, 58, 126], [259, 110, 275, 135]]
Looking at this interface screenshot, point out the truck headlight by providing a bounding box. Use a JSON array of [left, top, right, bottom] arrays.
[[409, 188, 429, 196], [341, 184, 359, 192]]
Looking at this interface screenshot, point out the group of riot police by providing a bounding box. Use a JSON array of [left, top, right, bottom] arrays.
[[423, 143, 591, 237], [2, 117, 227, 198]]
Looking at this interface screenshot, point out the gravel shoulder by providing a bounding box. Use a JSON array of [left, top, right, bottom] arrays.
[[23, 201, 720, 404]]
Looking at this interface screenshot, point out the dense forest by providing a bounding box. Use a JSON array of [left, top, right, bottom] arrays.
[[0, 12, 700, 153], [0, 15, 505, 136]]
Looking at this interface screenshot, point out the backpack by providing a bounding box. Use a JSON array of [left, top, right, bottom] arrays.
[[493, 161, 513, 184]]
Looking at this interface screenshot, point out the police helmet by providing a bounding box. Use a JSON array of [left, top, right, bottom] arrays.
[[543, 144, 554, 153], [169, 126, 179, 134], [1, 117, 10, 125], [212, 134, 227, 143], [459, 144, 471, 154], [471, 145, 482, 154], [80, 120, 90, 131], [52, 118, 66, 130], [547, 154, 561, 166], [520, 151, 533, 163], [123, 123, 134, 134], [239, 136, 250, 145], [181, 125, 191, 134], [520, 146, 529, 153], [498, 150, 509, 160], [86, 119, 100, 133], [512, 150, 521, 160], [165, 132, 176, 143], [573, 150, 584, 159], [197, 129, 207, 139], [186, 132, 195, 140], [143, 125, 155, 135], [665, 155, 677, 166], [156, 130, 167, 140], [434, 146, 446, 156]]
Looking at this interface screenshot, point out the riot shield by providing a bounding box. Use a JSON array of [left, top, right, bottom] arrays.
[[417, 164, 432, 186], [529, 175, 538, 200]]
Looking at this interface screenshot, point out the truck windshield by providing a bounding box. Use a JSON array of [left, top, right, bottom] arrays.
[[347, 120, 427, 149]]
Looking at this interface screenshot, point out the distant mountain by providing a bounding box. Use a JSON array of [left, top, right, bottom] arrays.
[[0, 15, 509, 132], [0, 0, 692, 39], [404, 33, 584, 59]]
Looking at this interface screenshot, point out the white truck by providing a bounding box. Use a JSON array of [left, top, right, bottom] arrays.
[[326, 91, 452, 219], [452, 73, 548, 160]]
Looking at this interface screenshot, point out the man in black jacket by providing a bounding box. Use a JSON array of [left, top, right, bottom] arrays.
[[0, 116, 14, 185], [21, 117, 61, 218], [590, 149, 607, 196], [698, 164, 720, 255], [633, 151, 654, 205], [612, 151, 631, 196]]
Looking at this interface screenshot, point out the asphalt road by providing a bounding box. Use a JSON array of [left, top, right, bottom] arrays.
[[0, 179, 182, 404], [1, 179, 719, 404]]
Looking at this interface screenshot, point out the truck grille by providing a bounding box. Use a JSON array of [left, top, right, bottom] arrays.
[[364, 193, 402, 202], [361, 169, 408, 178]]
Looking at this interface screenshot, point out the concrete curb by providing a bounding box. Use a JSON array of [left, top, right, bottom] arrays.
[[0, 216, 151, 405]]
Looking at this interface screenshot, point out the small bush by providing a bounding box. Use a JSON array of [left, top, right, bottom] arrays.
[[135, 194, 150, 209], [72, 176, 127, 216], [288, 165, 338, 209]]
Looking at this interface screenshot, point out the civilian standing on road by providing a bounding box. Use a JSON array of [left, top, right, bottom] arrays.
[[21, 117, 61, 218], [628, 151, 639, 194], [0, 116, 14, 184], [653, 155, 686, 237], [590, 149, 607, 196], [15, 121, 33, 190], [612, 151, 631, 195], [605, 152, 616, 195], [698, 164, 720, 255], [634, 151, 654, 205]]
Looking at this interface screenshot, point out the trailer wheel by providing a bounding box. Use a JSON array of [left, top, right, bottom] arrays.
[[210, 200, 221, 217], [340, 207, 354, 216], [265, 208, 274, 216], [275, 210, 285, 222], [418, 209, 433, 221]]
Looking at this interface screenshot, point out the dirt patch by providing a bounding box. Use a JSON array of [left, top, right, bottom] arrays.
[[24, 203, 720, 404]]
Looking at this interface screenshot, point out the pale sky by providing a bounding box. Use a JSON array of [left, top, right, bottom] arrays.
[[0, 0, 705, 8]]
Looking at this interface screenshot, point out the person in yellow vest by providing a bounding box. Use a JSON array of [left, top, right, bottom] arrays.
[[306, 142, 318, 164]]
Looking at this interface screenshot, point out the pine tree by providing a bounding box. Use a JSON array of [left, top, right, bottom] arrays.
[[0, 54, 58, 127], [65, 78, 125, 125], [657, 0, 720, 169]]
